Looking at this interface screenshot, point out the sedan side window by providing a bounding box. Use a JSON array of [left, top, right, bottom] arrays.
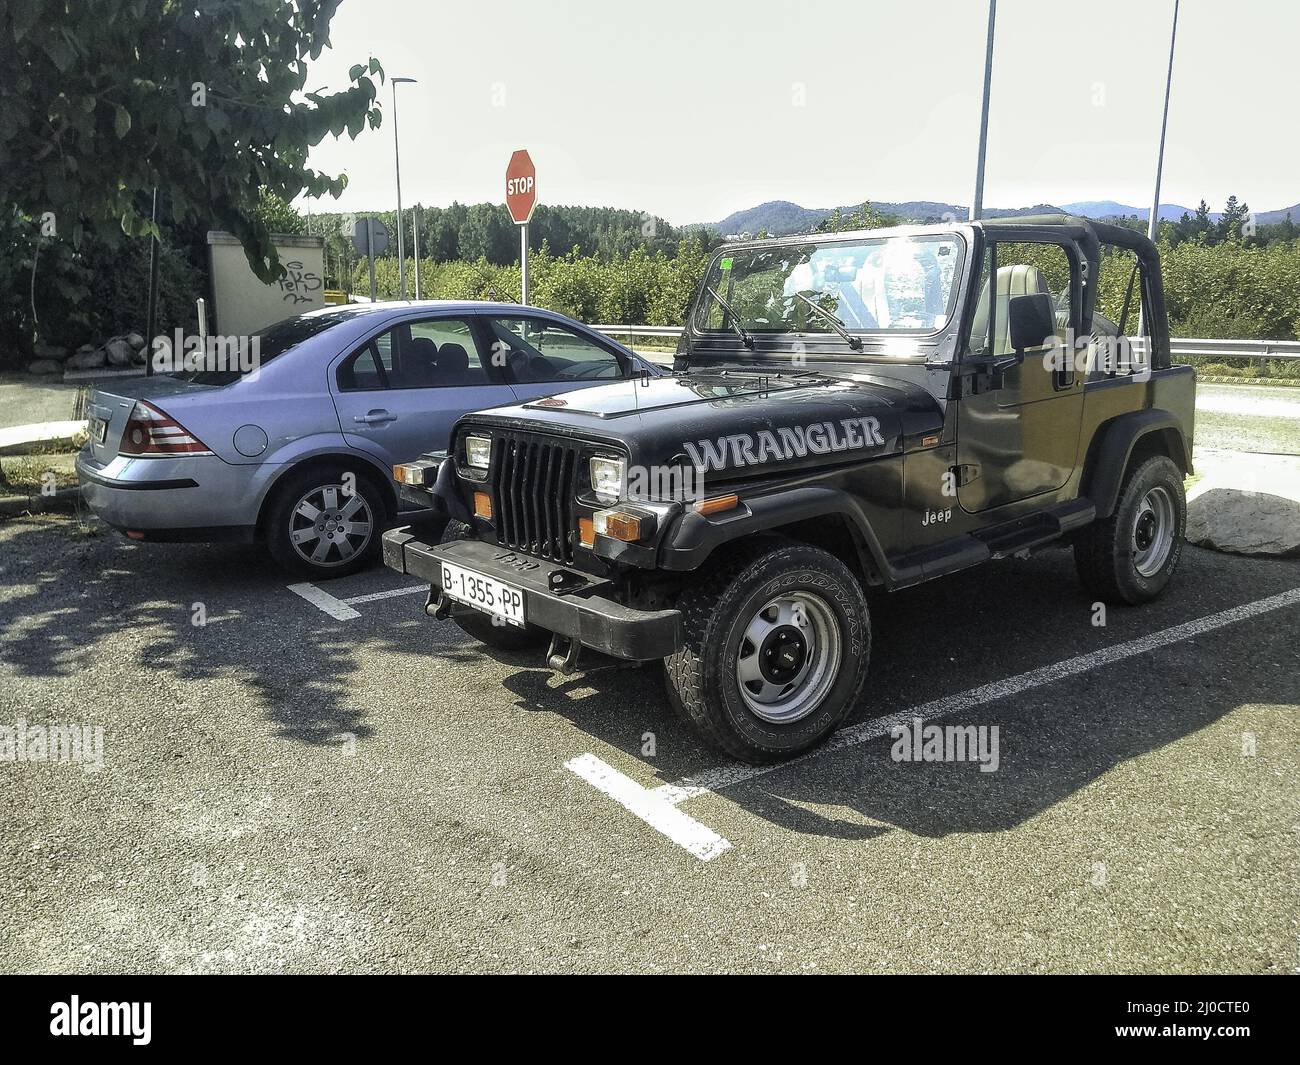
[[486, 317, 625, 384], [337, 343, 387, 392], [337, 317, 493, 392]]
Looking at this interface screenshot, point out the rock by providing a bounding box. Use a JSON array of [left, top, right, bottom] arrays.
[[1186, 487, 1300, 557], [76, 343, 96, 354], [34, 342, 68, 360], [66, 347, 106, 370], [105, 337, 134, 366], [125, 332, 145, 351], [27, 359, 62, 375], [131, 344, 148, 365]]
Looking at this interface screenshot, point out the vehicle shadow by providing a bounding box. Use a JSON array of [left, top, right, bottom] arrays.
[[0, 516, 437, 748], [489, 544, 1300, 840]]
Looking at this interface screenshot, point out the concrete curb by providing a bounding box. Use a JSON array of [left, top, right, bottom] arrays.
[[0, 486, 84, 520], [1197, 375, 1300, 388], [0, 420, 89, 457]]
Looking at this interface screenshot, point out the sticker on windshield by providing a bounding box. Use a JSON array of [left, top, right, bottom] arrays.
[[682, 416, 886, 473]]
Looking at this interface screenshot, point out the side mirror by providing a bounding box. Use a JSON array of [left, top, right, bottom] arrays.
[[1007, 292, 1056, 352]]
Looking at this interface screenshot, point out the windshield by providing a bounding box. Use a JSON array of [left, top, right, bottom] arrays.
[[167, 307, 368, 385], [693, 234, 963, 337]]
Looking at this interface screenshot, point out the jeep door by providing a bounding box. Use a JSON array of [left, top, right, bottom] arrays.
[[955, 232, 1085, 512]]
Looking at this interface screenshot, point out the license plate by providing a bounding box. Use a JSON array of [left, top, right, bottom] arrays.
[[89, 417, 108, 445], [440, 562, 525, 627]]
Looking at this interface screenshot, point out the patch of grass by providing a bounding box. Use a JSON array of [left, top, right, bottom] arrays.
[[1179, 355, 1300, 381], [0, 452, 79, 493]]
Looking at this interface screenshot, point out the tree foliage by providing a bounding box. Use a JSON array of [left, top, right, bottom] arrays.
[[1, 0, 384, 281]]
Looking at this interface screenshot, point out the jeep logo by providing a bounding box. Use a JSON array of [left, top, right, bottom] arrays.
[[492, 551, 540, 572]]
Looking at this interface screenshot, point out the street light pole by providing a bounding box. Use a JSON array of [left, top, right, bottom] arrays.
[[391, 77, 417, 299], [970, 0, 996, 222], [1149, 0, 1180, 242]]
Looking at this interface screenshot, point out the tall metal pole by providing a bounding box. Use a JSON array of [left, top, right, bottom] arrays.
[[520, 224, 529, 306], [412, 205, 422, 300], [970, 0, 996, 221], [145, 186, 160, 376], [1148, 0, 1180, 241], [391, 77, 417, 299]]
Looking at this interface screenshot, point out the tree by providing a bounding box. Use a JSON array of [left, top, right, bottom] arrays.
[[815, 200, 899, 233], [1217, 195, 1251, 244], [1, 0, 384, 280]]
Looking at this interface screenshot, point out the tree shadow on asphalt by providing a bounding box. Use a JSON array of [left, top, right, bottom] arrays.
[[488, 543, 1300, 842], [0, 516, 444, 747], [3, 517, 1296, 843]]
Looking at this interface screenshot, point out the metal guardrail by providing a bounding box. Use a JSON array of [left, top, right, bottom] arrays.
[[593, 325, 1300, 361]]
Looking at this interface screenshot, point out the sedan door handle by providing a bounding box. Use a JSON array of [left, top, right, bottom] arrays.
[[354, 409, 397, 425]]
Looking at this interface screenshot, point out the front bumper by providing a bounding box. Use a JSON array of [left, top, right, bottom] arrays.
[[383, 528, 683, 661]]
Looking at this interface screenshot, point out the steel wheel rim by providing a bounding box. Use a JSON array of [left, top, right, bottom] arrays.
[[1133, 484, 1175, 577], [736, 591, 842, 724], [288, 483, 373, 568]]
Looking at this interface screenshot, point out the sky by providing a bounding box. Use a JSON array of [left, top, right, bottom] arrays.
[[301, 0, 1300, 224]]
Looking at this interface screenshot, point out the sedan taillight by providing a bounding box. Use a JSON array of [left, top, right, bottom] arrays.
[[119, 401, 212, 456]]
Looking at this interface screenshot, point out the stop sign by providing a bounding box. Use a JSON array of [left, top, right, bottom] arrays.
[[505, 149, 537, 224]]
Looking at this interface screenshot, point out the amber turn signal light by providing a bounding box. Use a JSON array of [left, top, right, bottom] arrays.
[[592, 509, 643, 542], [473, 491, 493, 519], [578, 516, 595, 547], [394, 462, 434, 487], [694, 494, 739, 516]]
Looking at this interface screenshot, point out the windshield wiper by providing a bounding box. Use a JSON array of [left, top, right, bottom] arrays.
[[704, 285, 754, 348], [794, 291, 862, 350]]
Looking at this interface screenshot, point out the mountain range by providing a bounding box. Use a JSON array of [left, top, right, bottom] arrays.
[[701, 198, 1300, 236]]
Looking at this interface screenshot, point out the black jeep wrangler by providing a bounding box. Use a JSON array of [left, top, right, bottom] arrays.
[[383, 216, 1195, 764]]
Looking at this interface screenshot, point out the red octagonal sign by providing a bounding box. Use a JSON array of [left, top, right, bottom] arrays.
[[505, 149, 537, 224]]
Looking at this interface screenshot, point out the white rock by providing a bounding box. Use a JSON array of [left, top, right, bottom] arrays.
[[105, 338, 134, 366], [1186, 488, 1300, 557], [126, 332, 145, 350], [67, 347, 107, 370]]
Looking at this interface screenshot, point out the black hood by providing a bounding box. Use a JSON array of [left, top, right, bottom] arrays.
[[461, 370, 942, 480]]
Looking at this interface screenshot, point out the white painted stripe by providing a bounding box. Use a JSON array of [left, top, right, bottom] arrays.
[[286, 582, 361, 621], [655, 586, 1300, 806], [565, 753, 732, 862], [342, 585, 427, 605]]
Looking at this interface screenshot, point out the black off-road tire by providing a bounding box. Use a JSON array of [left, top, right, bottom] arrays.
[[438, 520, 549, 651], [265, 463, 388, 578], [663, 536, 871, 764], [1074, 454, 1186, 605]]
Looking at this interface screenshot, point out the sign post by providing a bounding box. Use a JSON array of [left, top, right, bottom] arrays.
[[505, 149, 537, 305], [350, 217, 389, 303]]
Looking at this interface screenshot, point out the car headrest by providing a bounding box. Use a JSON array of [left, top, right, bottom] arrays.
[[971, 264, 1052, 355], [408, 337, 438, 366], [437, 343, 470, 373]]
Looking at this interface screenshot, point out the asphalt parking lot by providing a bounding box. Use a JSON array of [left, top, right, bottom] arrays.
[[0, 512, 1296, 973]]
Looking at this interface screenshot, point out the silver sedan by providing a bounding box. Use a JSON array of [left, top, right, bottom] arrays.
[[76, 301, 657, 577]]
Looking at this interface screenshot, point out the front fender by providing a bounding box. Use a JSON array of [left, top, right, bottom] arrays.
[[657, 483, 892, 580]]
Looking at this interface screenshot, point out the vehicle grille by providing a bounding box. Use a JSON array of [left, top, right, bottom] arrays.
[[488, 431, 584, 564]]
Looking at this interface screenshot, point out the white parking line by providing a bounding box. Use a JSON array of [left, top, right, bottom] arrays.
[[564, 753, 732, 862], [568, 586, 1300, 860], [342, 585, 426, 605], [654, 585, 1300, 805], [286, 582, 361, 621]]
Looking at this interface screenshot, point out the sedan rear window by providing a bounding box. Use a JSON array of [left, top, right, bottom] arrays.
[[167, 307, 366, 385]]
